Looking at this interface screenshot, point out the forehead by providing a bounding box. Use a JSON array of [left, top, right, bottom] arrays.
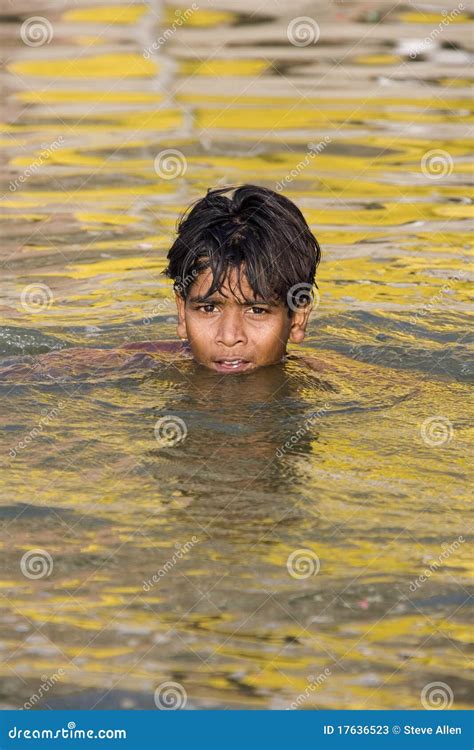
[[189, 267, 266, 303]]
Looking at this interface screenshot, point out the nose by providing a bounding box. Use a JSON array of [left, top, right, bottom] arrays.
[[215, 308, 247, 348]]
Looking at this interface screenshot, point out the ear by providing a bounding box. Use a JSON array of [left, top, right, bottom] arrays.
[[174, 294, 188, 340], [288, 303, 312, 344]]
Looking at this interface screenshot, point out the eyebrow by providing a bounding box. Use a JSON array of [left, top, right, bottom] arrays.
[[188, 294, 273, 306]]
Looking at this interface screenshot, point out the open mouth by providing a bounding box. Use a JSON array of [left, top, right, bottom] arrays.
[[213, 358, 251, 373]]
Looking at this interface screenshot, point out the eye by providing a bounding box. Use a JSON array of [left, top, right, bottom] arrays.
[[197, 303, 218, 313], [249, 306, 268, 315]]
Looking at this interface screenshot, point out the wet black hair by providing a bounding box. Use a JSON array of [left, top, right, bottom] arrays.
[[164, 184, 321, 313]]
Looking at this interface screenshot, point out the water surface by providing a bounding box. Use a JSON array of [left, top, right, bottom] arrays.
[[0, 0, 472, 710]]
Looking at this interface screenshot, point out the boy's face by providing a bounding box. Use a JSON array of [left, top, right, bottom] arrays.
[[174, 267, 311, 373]]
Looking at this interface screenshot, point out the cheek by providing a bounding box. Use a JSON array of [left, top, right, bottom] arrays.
[[185, 316, 213, 348], [252, 319, 289, 348]]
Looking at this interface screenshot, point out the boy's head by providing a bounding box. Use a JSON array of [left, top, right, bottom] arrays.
[[164, 184, 321, 373]]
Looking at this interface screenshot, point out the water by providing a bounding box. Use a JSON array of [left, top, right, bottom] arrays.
[[0, 0, 472, 710]]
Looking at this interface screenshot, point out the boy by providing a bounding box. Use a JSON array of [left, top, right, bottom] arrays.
[[2, 185, 322, 382], [164, 184, 321, 374]]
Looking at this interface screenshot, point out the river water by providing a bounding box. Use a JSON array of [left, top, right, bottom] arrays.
[[0, 0, 472, 710]]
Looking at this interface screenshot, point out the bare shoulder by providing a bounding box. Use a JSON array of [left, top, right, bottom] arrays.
[[287, 348, 422, 403], [118, 339, 190, 356], [0, 339, 191, 383], [286, 349, 348, 374], [287, 352, 336, 373], [288, 348, 410, 376]]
